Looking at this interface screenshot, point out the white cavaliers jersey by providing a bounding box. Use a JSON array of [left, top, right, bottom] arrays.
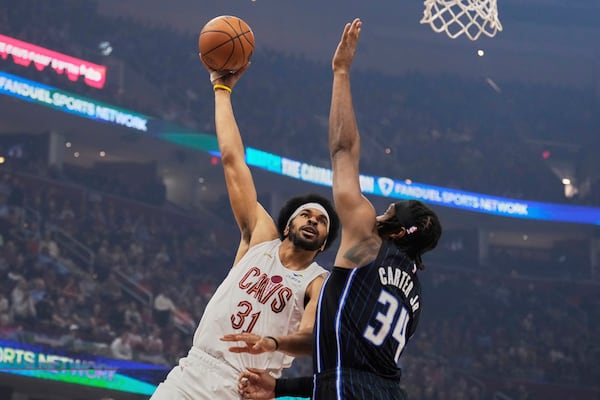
[[192, 239, 327, 378]]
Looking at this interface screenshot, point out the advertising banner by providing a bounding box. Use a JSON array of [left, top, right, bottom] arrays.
[[0, 34, 106, 89]]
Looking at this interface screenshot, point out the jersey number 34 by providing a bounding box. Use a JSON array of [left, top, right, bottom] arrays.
[[363, 289, 409, 363]]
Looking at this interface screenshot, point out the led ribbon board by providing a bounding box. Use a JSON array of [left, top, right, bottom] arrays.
[[0, 339, 302, 398], [0, 71, 148, 131], [245, 148, 600, 226], [0, 340, 167, 395], [1, 70, 599, 225], [0, 34, 106, 89]]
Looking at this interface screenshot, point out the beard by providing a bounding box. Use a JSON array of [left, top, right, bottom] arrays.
[[287, 227, 325, 252]]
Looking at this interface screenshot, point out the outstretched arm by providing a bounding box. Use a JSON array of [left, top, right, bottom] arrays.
[[329, 19, 378, 268], [204, 64, 278, 263]]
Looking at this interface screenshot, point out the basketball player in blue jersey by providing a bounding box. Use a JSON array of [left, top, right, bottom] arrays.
[[230, 18, 442, 400], [149, 52, 340, 399]]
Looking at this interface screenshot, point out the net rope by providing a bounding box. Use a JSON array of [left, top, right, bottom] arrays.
[[420, 0, 502, 40]]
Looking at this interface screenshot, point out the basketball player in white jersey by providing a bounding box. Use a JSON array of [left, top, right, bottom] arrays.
[[149, 58, 340, 399]]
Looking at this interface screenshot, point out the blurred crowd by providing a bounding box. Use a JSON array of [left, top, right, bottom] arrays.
[[0, 160, 598, 399], [1, 1, 599, 399], [1, 0, 599, 205], [0, 166, 233, 367]]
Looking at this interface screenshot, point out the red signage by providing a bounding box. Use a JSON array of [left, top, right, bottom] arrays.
[[0, 34, 106, 89]]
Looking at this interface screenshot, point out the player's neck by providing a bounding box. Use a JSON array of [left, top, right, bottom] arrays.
[[279, 241, 316, 271]]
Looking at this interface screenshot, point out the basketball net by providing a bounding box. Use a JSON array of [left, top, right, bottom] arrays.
[[420, 0, 502, 41]]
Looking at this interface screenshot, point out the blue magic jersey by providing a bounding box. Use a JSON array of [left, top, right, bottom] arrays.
[[313, 240, 420, 399]]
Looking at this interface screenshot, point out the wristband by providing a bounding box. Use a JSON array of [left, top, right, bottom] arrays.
[[265, 336, 279, 350], [275, 377, 314, 398], [213, 84, 232, 93]]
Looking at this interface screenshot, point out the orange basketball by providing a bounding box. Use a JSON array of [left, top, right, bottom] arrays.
[[199, 15, 255, 72]]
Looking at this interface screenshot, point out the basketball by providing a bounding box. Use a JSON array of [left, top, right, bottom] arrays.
[[199, 15, 255, 72]]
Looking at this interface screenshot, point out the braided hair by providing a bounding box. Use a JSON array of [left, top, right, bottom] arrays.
[[377, 200, 442, 270]]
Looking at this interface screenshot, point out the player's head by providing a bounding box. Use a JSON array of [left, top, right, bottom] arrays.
[[376, 200, 442, 269], [277, 193, 340, 252]]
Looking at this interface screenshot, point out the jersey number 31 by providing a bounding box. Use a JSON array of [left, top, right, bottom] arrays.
[[363, 289, 409, 363]]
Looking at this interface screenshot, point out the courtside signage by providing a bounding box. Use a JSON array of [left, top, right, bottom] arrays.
[[0, 340, 166, 394], [0, 34, 106, 89]]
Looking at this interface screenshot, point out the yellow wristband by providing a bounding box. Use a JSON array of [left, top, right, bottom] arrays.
[[213, 84, 232, 93], [265, 336, 279, 350]]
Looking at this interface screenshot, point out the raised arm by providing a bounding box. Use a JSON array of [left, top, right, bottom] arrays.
[[328, 19, 378, 267], [206, 65, 278, 263]]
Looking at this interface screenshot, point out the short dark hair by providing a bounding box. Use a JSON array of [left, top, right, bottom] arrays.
[[382, 200, 442, 269], [277, 193, 340, 252]]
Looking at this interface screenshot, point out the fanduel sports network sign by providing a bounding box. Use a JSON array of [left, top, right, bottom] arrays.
[[0, 34, 107, 89], [0, 340, 166, 395], [0, 71, 148, 131], [244, 148, 600, 226]]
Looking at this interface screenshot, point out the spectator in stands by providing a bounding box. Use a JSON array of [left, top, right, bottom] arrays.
[[70, 296, 92, 331], [57, 323, 84, 351], [139, 324, 168, 366], [62, 275, 82, 301], [6, 175, 25, 210], [102, 272, 124, 302], [0, 191, 10, 218], [110, 329, 133, 360], [33, 290, 55, 327], [0, 293, 12, 325], [0, 313, 21, 341], [52, 295, 73, 329], [152, 288, 176, 328], [123, 300, 143, 327], [11, 277, 36, 324], [39, 231, 60, 258], [89, 302, 114, 342], [154, 243, 170, 265]]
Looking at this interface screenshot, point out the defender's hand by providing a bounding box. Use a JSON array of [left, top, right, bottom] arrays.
[[221, 333, 277, 354], [238, 368, 276, 400]]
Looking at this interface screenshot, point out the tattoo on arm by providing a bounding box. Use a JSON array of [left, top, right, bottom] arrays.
[[343, 238, 380, 266]]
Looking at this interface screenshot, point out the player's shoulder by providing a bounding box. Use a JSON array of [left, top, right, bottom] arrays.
[[297, 261, 329, 284], [248, 238, 281, 252], [309, 260, 329, 274]]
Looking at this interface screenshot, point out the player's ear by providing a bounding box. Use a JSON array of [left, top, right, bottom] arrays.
[[388, 227, 407, 240]]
